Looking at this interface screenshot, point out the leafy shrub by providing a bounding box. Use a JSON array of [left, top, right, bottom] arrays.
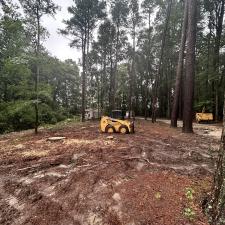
[[184, 188, 196, 221], [39, 103, 57, 124], [0, 101, 68, 134], [6, 101, 35, 131]]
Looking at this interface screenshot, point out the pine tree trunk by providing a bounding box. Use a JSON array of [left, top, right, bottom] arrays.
[[171, 0, 188, 128], [210, 93, 225, 224], [102, 54, 107, 112], [182, 0, 197, 133], [213, 0, 225, 122], [35, 8, 40, 134], [145, 11, 151, 120], [178, 84, 183, 120], [206, 21, 212, 101], [110, 24, 120, 111], [151, 0, 173, 123], [81, 33, 87, 122], [109, 48, 114, 112], [167, 64, 172, 119], [97, 73, 100, 118], [129, 25, 136, 118], [128, 63, 132, 118], [145, 79, 149, 120]]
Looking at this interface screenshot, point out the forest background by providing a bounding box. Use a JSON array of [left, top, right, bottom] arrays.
[[0, 0, 224, 134]]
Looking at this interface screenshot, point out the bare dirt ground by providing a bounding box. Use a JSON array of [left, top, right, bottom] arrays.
[[0, 120, 222, 225], [157, 119, 222, 140]]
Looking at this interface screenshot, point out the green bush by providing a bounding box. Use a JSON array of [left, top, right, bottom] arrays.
[[39, 104, 57, 124], [0, 101, 69, 134], [55, 112, 67, 122], [7, 101, 35, 131]]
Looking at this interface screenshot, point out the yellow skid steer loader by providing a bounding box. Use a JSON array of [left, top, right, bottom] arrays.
[[100, 110, 134, 134], [195, 107, 213, 123]]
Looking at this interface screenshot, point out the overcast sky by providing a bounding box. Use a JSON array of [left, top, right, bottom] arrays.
[[11, 0, 81, 63], [42, 0, 81, 63], [41, 0, 82, 63], [10, 0, 144, 63]]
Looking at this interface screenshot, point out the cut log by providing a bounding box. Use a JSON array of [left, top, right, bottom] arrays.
[[47, 137, 66, 142]]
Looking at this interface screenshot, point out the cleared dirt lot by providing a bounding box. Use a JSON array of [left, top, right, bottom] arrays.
[[0, 120, 222, 225], [158, 119, 222, 140]]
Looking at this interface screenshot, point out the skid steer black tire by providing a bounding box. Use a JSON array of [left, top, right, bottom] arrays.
[[105, 125, 116, 133], [119, 125, 129, 134]]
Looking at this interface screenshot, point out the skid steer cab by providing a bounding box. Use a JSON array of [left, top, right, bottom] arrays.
[[100, 110, 134, 134]]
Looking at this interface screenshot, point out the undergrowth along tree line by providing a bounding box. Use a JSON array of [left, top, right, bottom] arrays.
[[0, 0, 224, 134]]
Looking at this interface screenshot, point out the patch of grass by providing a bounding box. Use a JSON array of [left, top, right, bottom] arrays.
[[184, 187, 196, 221], [184, 207, 196, 220], [43, 116, 81, 131], [185, 187, 195, 200]]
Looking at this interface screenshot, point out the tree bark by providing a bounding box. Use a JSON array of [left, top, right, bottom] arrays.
[[128, 63, 132, 117], [81, 32, 87, 122], [182, 0, 197, 133], [101, 53, 107, 113], [144, 79, 149, 120], [151, 0, 173, 123], [110, 23, 120, 111], [213, 0, 225, 121], [109, 47, 114, 112], [144, 10, 152, 120], [171, 0, 188, 128], [129, 22, 137, 118], [166, 63, 172, 119], [35, 5, 40, 134], [210, 93, 225, 224]]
